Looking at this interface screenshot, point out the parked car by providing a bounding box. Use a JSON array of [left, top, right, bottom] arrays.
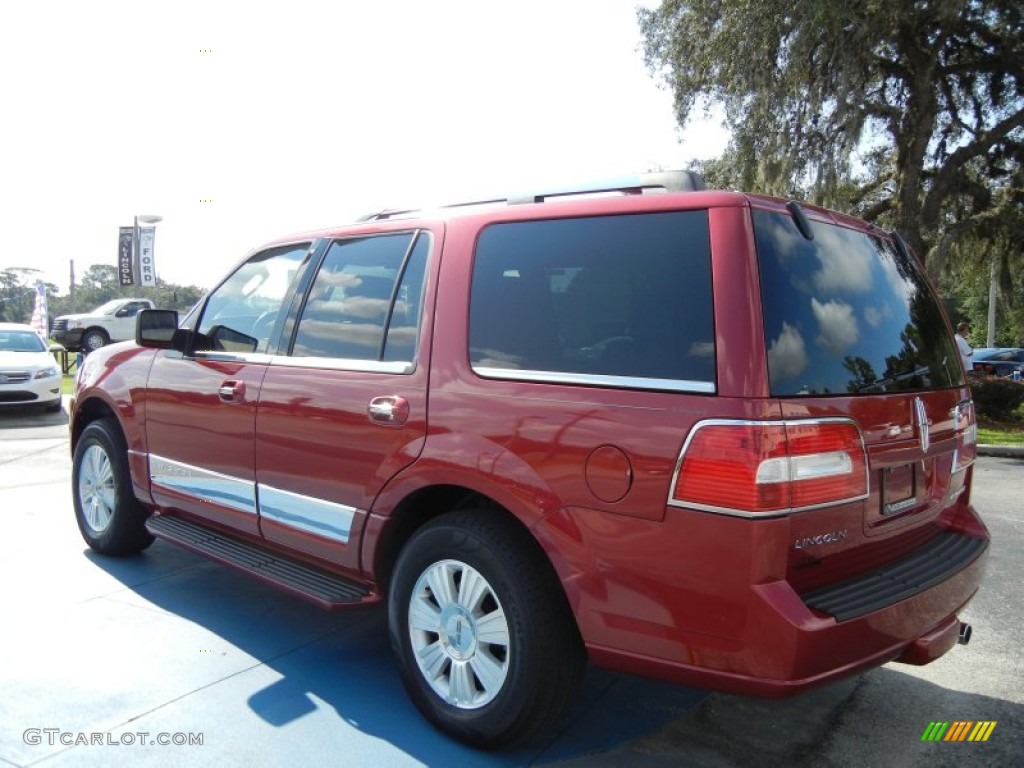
[[0, 323, 62, 412], [68, 171, 989, 749], [50, 298, 156, 352], [972, 347, 1024, 378]]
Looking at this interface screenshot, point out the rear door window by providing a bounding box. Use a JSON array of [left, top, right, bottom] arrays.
[[290, 232, 428, 364], [754, 209, 962, 396], [470, 211, 715, 391]]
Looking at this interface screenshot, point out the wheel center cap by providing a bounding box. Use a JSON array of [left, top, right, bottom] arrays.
[[440, 606, 477, 660]]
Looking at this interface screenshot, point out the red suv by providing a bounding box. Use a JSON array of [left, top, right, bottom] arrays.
[[70, 171, 988, 748]]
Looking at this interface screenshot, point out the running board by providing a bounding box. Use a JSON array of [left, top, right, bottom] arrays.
[[146, 515, 374, 609]]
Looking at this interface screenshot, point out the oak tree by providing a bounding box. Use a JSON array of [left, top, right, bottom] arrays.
[[638, 0, 1023, 272]]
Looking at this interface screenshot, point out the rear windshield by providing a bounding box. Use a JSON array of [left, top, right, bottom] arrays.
[[754, 209, 963, 396]]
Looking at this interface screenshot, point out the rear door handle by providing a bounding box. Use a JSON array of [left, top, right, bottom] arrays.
[[218, 380, 246, 402], [368, 396, 409, 426]]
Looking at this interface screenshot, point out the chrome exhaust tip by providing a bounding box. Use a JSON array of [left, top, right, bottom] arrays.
[[958, 622, 972, 645]]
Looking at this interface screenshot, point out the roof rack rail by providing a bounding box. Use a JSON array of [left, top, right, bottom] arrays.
[[356, 169, 706, 222]]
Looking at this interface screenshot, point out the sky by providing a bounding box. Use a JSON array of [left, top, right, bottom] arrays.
[[0, 0, 728, 294]]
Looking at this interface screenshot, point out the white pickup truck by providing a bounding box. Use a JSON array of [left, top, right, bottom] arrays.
[[50, 298, 156, 352]]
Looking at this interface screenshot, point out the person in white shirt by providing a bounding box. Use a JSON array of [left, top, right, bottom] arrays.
[[955, 321, 973, 372]]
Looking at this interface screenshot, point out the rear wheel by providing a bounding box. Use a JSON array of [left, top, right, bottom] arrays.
[[72, 419, 153, 555], [388, 510, 584, 749], [82, 328, 109, 352]]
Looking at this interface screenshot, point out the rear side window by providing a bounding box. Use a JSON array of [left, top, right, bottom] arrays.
[[470, 211, 715, 391], [754, 209, 963, 396]]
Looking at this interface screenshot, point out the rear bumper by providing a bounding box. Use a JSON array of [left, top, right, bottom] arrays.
[[588, 542, 985, 696], [588, 604, 973, 696], [544, 502, 989, 697], [895, 613, 963, 666]]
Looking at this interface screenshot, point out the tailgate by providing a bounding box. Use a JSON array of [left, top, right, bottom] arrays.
[[781, 388, 979, 602]]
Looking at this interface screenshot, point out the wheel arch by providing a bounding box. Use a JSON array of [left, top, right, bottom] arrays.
[[70, 395, 120, 453], [366, 482, 580, 634]]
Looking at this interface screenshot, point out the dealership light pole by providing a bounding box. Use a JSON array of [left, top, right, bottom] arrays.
[[134, 214, 163, 286]]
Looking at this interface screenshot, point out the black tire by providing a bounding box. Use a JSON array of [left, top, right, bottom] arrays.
[[82, 328, 109, 352], [72, 419, 154, 555], [388, 510, 584, 749]]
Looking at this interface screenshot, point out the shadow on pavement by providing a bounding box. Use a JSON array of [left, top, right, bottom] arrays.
[[0, 399, 69, 432], [559, 665, 1023, 767], [83, 541, 707, 766]]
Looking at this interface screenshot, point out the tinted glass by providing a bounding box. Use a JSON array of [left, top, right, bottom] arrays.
[[292, 232, 426, 362], [470, 212, 715, 386], [754, 209, 962, 396], [383, 235, 429, 363], [198, 243, 311, 353]]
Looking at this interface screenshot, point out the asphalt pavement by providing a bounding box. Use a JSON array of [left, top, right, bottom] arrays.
[[0, 403, 1020, 767]]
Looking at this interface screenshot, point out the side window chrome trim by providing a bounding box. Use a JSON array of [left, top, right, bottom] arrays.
[[472, 365, 716, 394], [257, 484, 356, 544], [194, 351, 274, 365], [149, 454, 257, 516], [268, 355, 414, 375]]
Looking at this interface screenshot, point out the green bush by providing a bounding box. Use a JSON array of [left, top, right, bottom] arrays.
[[969, 374, 1024, 421]]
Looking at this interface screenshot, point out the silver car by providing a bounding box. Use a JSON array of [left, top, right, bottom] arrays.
[[0, 323, 62, 412]]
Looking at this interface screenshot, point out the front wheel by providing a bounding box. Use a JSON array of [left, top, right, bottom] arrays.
[[388, 511, 584, 749], [81, 328, 109, 352], [72, 419, 153, 555]]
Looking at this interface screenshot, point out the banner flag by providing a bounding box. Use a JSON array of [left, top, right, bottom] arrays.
[[138, 226, 157, 287], [30, 282, 48, 338], [118, 226, 135, 285]]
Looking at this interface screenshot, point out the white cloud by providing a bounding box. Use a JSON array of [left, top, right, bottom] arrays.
[[767, 322, 809, 380], [812, 298, 859, 354], [811, 226, 874, 294], [864, 305, 883, 327]]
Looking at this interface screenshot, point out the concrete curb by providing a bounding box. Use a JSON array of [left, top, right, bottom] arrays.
[[977, 444, 1024, 459]]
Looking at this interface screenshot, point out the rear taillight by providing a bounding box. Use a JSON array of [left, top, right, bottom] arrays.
[[669, 419, 868, 517], [954, 400, 977, 471]]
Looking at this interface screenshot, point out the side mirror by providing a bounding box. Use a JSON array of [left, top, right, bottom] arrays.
[[137, 309, 178, 348]]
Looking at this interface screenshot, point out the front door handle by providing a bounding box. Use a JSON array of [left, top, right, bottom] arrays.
[[218, 379, 246, 402], [368, 396, 410, 426]]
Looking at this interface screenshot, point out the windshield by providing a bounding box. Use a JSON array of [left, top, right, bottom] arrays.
[[0, 330, 46, 352], [93, 300, 128, 315], [754, 208, 962, 396]]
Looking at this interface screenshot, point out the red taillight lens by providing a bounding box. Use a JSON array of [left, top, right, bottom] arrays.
[[954, 400, 977, 471], [671, 420, 868, 516], [671, 423, 790, 512]]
